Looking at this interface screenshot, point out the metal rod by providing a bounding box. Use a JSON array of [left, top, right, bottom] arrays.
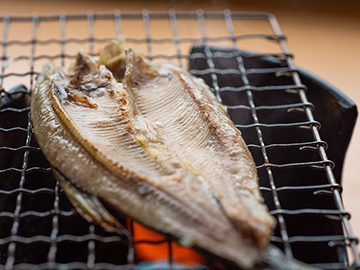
[[223, 9, 294, 259], [59, 11, 66, 67], [197, 9, 222, 103], [1, 33, 279, 48], [269, 14, 360, 267], [168, 9, 183, 69], [0, 13, 10, 88], [87, 225, 96, 270], [87, 10, 95, 55], [5, 12, 39, 270], [142, 9, 152, 61], [168, 240, 174, 270], [0, 11, 276, 22], [113, 9, 122, 36], [47, 182, 60, 268]]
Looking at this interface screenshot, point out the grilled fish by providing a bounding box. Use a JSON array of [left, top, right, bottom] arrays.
[[30, 42, 314, 269]]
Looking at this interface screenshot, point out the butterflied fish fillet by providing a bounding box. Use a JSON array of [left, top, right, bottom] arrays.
[[30, 46, 276, 268]]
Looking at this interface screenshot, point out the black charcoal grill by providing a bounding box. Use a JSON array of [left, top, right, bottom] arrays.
[[0, 10, 359, 270]]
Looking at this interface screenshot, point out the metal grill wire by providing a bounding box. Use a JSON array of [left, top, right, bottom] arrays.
[[0, 9, 358, 270]]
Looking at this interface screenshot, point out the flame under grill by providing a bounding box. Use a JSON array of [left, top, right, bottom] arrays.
[[0, 10, 359, 270]]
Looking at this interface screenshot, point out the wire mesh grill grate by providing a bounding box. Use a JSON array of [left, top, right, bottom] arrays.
[[0, 10, 359, 270]]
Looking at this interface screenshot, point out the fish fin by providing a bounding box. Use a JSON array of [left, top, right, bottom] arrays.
[[52, 167, 123, 232]]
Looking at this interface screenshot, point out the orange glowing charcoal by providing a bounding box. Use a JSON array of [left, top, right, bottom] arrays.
[[130, 220, 206, 265]]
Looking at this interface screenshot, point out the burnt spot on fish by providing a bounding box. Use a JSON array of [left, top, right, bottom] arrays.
[[86, 84, 113, 92], [66, 89, 98, 108], [69, 73, 82, 84]]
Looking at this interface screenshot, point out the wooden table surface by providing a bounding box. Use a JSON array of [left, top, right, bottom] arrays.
[[1, 0, 360, 264]]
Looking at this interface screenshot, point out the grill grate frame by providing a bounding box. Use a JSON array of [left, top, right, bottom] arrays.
[[0, 10, 359, 270]]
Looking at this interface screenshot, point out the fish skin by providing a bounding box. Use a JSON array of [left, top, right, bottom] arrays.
[[30, 48, 274, 269]]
